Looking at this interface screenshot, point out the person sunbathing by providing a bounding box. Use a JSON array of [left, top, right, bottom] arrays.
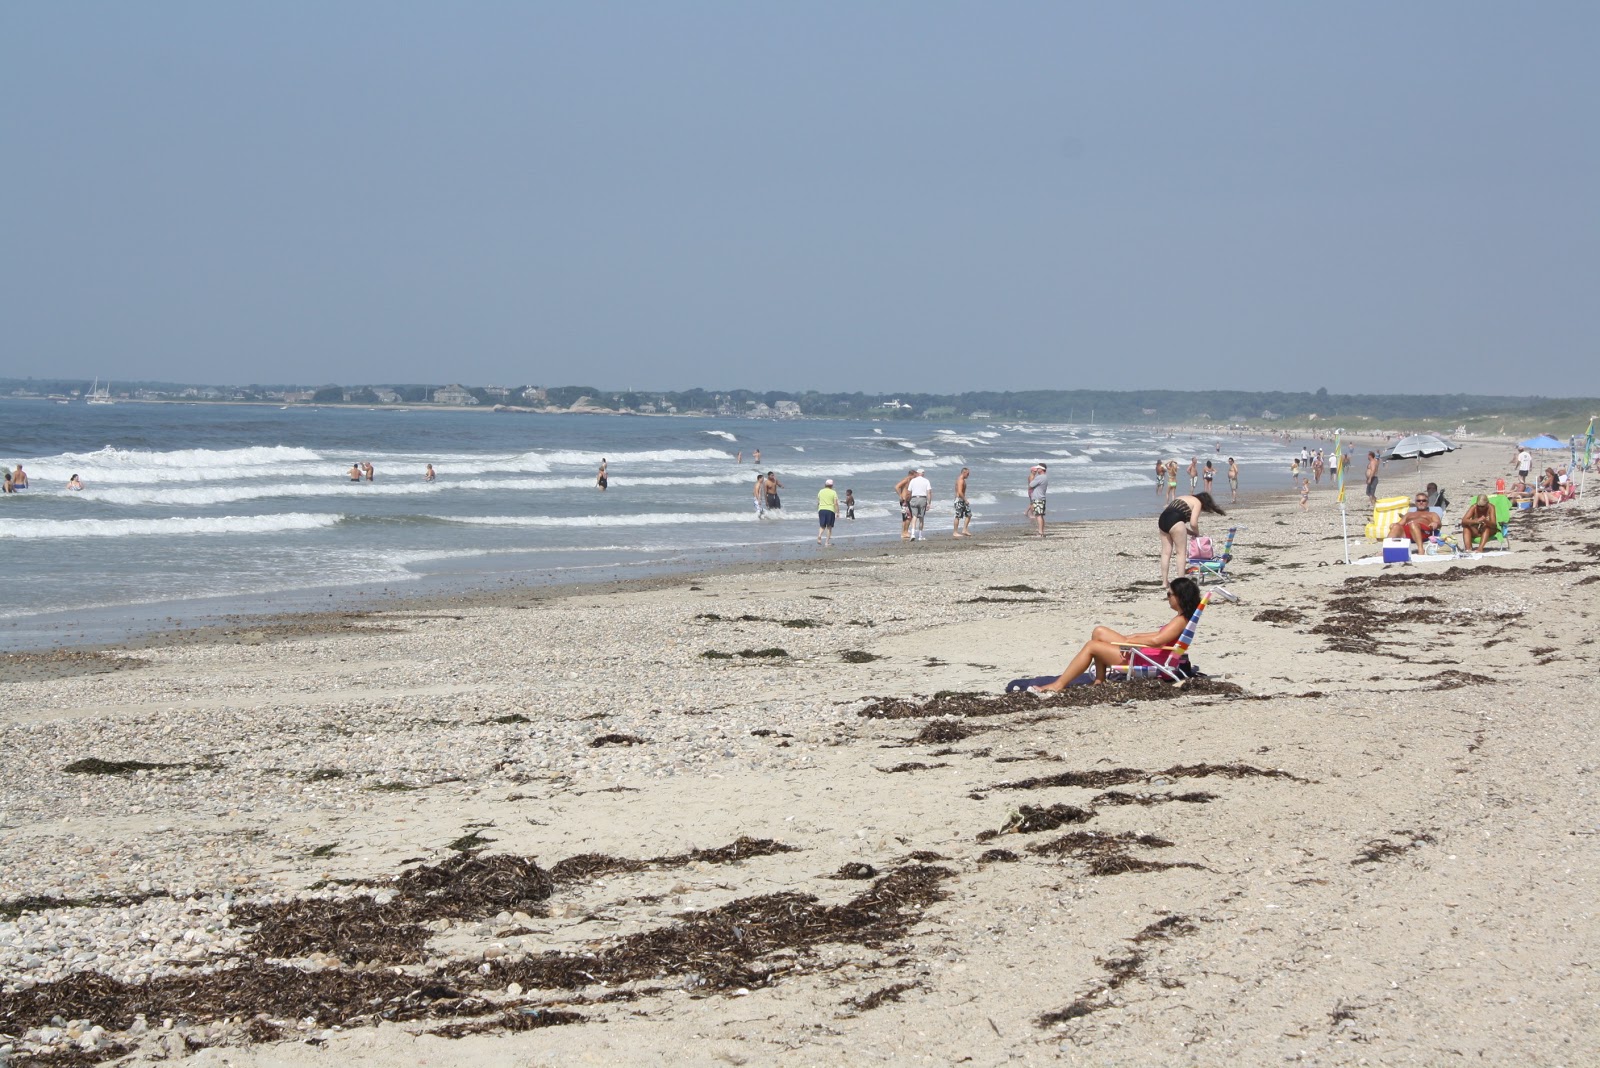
[[1460, 495, 1497, 552], [1533, 468, 1564, 507], [1388, 494, 1442, 553], [1032, 578, 1203, 690]]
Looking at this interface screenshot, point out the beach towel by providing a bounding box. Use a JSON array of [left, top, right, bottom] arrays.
[[1004, 657, 1201, 692]]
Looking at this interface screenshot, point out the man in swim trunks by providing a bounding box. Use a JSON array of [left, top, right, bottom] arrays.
[[763, 471, 783, 512], [907, 467, 932, 541], [753, 471, 767, 517], [349, 463, 363, 482], [817, 479, 838, 546], [894, 469, 916, 539], [1389, 493, 1442, 554], [1227, 457, 1238, 503], [1365, 451, 1380, 505], [952, 467, 972, 537], [1027, 463, 1048, 537], [11, 464, 27, 489], [1187, 457, 1198, 492]]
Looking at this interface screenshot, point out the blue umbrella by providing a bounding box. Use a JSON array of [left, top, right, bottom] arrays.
[[1519, 434, 1564, 449]]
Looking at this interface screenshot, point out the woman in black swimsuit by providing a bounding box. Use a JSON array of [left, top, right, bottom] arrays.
[[1158, 491, 1225, 590]]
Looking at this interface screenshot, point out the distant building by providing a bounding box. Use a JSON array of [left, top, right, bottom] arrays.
[[433, 384, 479, 405], [374, 388, 401, 404], [969, 410, 992, 419], [521, 386, 548, 404], [482, 386, 512, 402], [774, 400, 802, 418]]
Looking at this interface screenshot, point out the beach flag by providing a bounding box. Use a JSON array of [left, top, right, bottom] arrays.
[[1584, 417, 1595, 469], [1333, 431, 1346, 503]]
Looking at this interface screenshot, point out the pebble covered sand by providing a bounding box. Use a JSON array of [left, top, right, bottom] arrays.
[[3, 440, 1598, 1066]]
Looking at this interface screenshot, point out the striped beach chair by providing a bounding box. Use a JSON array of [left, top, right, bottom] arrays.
[[1111, 588, 1233, 684], [1186, 526, 1238, 584]]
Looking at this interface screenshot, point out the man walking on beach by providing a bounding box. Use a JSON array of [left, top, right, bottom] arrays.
[[1027, 463, 1048, 537], [1187, 457, 1199, 492], [1365, 451, 1381, 505], [952, 466, 973, 537], [1227, 457, 1239, 503], [816, 479, 838, 546], [1516, 446, 1532, 484], [907, 468, 932, 541], [894, 469, 916, 540]]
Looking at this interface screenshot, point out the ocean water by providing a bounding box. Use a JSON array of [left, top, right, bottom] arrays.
[[0, 399, 1317, 650]]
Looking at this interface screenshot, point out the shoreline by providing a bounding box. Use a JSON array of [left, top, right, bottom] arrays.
[[2, 456, 1351, 668]]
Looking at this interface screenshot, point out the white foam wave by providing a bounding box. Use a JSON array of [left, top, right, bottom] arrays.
[[433, 511, 760, 528], [703, 430, 738, 441], [81, 471, 756, 506], [0, 513, 341, 541], [536, 448, 732, 466]]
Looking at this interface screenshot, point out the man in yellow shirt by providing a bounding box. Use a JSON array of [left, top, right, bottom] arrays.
[[817, 479, 839, 547]]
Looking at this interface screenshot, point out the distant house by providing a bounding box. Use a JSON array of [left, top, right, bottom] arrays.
[[774, 400, 802, 418], [968, 410, 992, 419], [482, 386, 512, 402], [521, 386, 548, 404], [374, 388, 401, 404], [433, 384, 479, 405]]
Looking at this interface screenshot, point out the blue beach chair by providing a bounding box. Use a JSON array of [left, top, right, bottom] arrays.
[[1187, 526, 1238, 585]]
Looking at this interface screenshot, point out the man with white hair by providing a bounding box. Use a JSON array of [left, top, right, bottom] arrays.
[[906, 468, 933, 541], [816, 478, 838, 547]]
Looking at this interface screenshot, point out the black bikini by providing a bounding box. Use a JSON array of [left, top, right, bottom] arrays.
[[1158, 500, 1192, 533]]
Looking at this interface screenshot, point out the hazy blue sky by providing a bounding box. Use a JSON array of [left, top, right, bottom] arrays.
[[3, 3, 1595, 394]]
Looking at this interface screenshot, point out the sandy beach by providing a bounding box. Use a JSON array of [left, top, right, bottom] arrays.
[[3, 440, 1597, 1066]]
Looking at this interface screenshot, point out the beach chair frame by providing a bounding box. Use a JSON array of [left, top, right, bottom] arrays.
[[1187, 526, 1239, 584]]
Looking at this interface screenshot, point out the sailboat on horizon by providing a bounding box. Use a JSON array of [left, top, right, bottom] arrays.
[[87, 378, 115, 405]]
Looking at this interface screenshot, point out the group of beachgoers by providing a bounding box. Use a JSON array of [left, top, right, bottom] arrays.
[[1383, 448, 1586, 556], [1158, 455, 1238, 505], [2, 464, 33, 493]]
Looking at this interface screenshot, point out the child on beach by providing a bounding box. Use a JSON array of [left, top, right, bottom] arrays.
[[1300, 478, 1310, 511], [844, 489, 855, 519]]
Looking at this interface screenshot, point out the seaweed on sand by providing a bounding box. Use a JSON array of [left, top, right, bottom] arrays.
[[487, 864, 955, 994], [975, 804, 1096, 842], [996, 762, 1305, 792], [547, 836, 798, 883], [858, 678, 1243, 720], [1026, 831, 1205, 877]]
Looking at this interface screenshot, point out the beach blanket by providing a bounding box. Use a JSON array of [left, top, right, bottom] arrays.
[[1004, 658, 1201, 692], [1352, 550, 1509, 567]]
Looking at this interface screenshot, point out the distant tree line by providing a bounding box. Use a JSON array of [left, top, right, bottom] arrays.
[[2, 377, 1591, 426]]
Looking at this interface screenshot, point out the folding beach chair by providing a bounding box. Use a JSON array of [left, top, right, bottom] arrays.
[[1364, 496, 1410, 541], [1111, 588, 1235, 684], [1187, 526, 1238, 584]]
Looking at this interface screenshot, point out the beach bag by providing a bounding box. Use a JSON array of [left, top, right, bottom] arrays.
[[1190, 535, 1214, 560]]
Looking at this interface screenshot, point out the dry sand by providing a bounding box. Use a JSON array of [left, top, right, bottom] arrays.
[[2, 440, 1597, 1066]]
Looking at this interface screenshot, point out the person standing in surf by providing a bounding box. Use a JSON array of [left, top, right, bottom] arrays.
[[752, 470, 767, 518], [952, 467, 973, 537], [596, 458, 608, 491], [763, 470, 782, 513], [816, 479, 838, 547], [1027, 464, 1048, 538]]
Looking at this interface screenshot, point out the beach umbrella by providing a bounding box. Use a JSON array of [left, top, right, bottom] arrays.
[[1518, 434, 1563, 450], [1386, 433, 1457, 461]]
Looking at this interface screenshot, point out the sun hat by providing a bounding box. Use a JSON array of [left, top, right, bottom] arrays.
[[825, 479, 833, 485]]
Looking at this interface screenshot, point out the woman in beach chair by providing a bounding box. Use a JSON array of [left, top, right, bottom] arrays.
[[1029, 579, 1203, 691], [1460, 495, 1498, 553]]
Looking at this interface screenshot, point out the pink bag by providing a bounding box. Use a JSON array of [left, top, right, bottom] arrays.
[[1189, 535, 1214, 560]]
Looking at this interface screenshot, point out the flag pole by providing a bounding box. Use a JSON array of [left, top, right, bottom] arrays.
[[1333, 430, 1350, 563]]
